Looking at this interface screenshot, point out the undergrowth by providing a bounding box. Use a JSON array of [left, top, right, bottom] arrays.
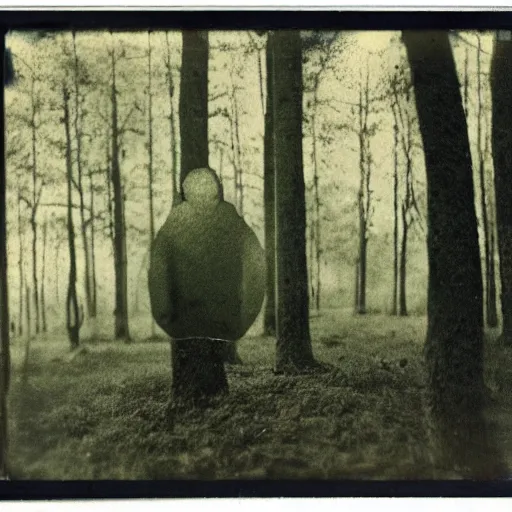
[[6, 312, 478, 479]]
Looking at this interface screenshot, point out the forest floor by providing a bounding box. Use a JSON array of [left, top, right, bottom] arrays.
[[6, 310, 512, 480]]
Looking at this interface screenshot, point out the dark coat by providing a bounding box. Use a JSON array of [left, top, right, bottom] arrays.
[[148, 199, 265, 341]]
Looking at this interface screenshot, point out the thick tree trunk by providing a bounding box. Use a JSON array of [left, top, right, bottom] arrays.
[[490, 37, 512, 344], [403, 30, 502, 478], [179, 31, 209, 187], [110, 42, 130, 342], [399, 206, 408, 317], [63, 86, 80, 350], [273, 30, 317, 373], [0, 34, 11, 477], [170, 339, 228, 407], [172, 30, 228, 406], [263, 32, 276, 337], [165, 31, 181, 206]]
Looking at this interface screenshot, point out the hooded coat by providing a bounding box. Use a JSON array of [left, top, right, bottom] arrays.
[[148, 168, 265, 341]]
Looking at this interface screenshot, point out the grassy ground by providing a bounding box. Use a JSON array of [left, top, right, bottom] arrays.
[[7, 311, 508, 480]]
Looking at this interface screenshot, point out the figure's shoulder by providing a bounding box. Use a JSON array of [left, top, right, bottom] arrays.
[[216, 200, 236, 213]]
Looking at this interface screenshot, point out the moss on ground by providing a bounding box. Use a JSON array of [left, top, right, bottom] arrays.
[[8, 312, 505, 480]]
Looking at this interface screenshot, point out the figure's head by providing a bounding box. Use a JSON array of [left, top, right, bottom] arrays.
[[182, 168, 223, 205]]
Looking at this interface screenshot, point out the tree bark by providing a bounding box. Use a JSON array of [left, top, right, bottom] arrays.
[[403, 30, 501, 478], [312, 83, 322, 313], [17, 184, 24, 337], [41, 217, 47, 332], [476, 36, 498, 329], [224, 70, 244, 364], [110, 38, 130, 342], [273, 30, 318, 373], [165, 31, 181, 206], [1, 33, 11, 477], [356, 75, 371, 316], [263, 32, 276, 337], [88, 170, 97, 318], [354, 258, 360, 314], [55, 239, 60, 307], [392, 123, 399, 316], [23, 286, 31, 373], [30, 78, 40, 335], [63, 85, 80, 350], [179, 31, 209, 188], [72, 31, 93, 321], [147, 31, 156, 338], [172, 29, 228, 405], [399, 205, 408, 316], [491, 34, 512, 345]]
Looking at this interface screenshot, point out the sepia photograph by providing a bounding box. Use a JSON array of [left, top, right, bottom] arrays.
[[2, 13, 512, 486]]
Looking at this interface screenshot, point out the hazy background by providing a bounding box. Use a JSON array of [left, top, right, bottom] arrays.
[[4, 29, 496, 339]]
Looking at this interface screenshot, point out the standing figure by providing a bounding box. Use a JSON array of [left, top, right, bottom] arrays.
[[148, 168, 265, 403]]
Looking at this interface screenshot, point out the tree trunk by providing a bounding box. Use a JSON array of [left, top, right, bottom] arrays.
[[179, 31, 209, 188], [30, 79, 40, 336], [1, 32, 11, 476], [147, 32, 156, 338], [273, 30, 318, 374], [88, 169, 97, 318], [392, 123, 399, 316], [403, 30, 501, 478], [172, 29, 228, 406], [399, 205, 408, 316], [356, 78, 369, 316], [63, 85, 80, 350], [23, 285, 31, 373], [354, 258, 360, 314], [476, 36, 497, 329], [311, 81, 322, 313], [165, 31, 181, 206], [110, 40, 130, 342], [55, 240, 60, 306], [234, 92, 244, 217], [17, 187, 24, 337], [40, 217, 47, 332], [72, 31, 93, 321], [309, 220, 316, 305], [224, 75, 243, 364], [358, 232, 367, 315], [491, 34, 512, 345], [263, 32, 276, 337], [25, 284, 31, 343], [488, 228, 498, 328]]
